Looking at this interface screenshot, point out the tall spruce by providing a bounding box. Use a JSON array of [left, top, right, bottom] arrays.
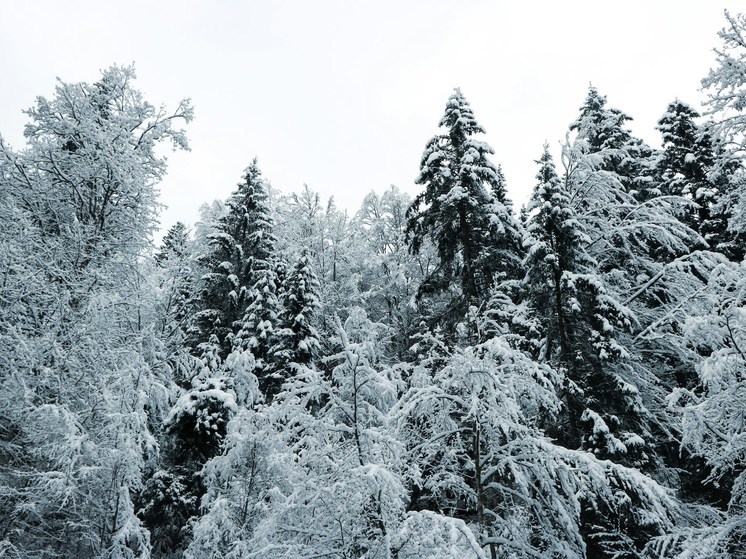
[[155, 221, 197, 386], [233, 265, 281, 398], [657, 100, 743, 260], [571, 86, 656, 200], [523, 146, 638, 455], [147, 161, 279, 556], [272, 249, 321, 370], [189, 160, 277, 359], [405, 89, 522, 304]]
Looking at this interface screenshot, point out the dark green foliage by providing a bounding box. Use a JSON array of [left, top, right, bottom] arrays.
[[188, 160, 278, 359], [156, 221, 191, 267], [137, 469, 200, 558], [523, 146, 637, 454], [141, 376, 238, 557], [571, 86, 656, 200], [406, 89, 523, 304], [273, 249, 321, 369], [234, 266, 281, 398], [656, 100, 744, 260]]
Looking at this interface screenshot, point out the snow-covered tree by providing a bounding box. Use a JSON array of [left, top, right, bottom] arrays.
[[0, 65, 191, 559], [522, 145, 655, 474], [188, 309, 407, 558], [570, 86, 657, 200], [699, 11, 746, 263], [350, 186, 425, 359], [702, 10, 746, 156], [656, 100, 743, 259], [654, 261, 746, 557], [272, 249, 321, 370], [154, 222, 197, 386], [188, 160, 277, 360], [561, 91, 715, 469], [406, 89, 523, 305], [233, 265, 281, 399], [395, 328, 683, 557]]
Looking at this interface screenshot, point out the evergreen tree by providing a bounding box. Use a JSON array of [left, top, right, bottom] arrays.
[[189, 160, 277, 359], [273, 249, 321, 370], [657, 100, 745, 261], [570, 86, 657, 200], [156, 221, 191, 266], [234, 265, 281, 399], [396, 322, 682, 558], [523, 146, 638, 454], [151, 162, 279, 555], [155, 222, 197, 386], [406, 89, 523, 304], [492, 163, 510, 207]]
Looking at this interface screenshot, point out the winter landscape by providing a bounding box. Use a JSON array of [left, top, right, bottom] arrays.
[[3, 4, 746, 559]]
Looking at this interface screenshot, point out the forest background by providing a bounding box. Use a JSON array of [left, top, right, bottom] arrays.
[[3, 5, 746, 559]]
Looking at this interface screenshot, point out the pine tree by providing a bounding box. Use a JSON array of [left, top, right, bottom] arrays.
[[273, 249, 321, 370], [657, 100, 744, 260], [523, 146, 637, 453], [405, 89, 523, 304], [189, 160, 278, 359], [571, 86, 656, 200]]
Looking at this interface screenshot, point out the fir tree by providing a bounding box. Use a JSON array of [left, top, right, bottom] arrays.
[[155, 222, 197, 386], [234, 266, 281, 398], [151, 162, 279, 555], [657, 100, 743, 260], [492, 163, 510, 208], [571, 86, 656, 200], [189, 160, 278, 359], [523, 146, 637, 453], [273, 249, 321, 370], [156, 221, 191, 266], [406, 88, 523, 304]]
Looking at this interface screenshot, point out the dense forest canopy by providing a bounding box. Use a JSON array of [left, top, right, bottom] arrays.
[[3, 11, 746, 559]]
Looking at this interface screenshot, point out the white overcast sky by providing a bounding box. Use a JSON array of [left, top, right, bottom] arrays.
[[0, 1, 742, 235]]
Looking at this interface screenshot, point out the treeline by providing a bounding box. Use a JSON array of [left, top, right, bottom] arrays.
[[2, 11, 746, 559]]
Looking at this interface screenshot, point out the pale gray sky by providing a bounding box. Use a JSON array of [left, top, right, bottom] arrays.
[[0, 1, 741, 234]]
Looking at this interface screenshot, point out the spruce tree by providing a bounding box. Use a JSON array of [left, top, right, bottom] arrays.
[[234, 265, 281, 398], [656, 100, 743, 260], [523, 146, 637, 453], [155, 221, 197, 386], [571, 86, 656, 200], [273, 249, 321, 370], [149, 162, 279, 555], [156, 221, 190, 266], [189, 160, 277, 359], [405, 89, 523, 304], [523, 145, 673, 557]]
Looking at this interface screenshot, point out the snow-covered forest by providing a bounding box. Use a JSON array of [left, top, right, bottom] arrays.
[[3, 11, 746, 559]]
